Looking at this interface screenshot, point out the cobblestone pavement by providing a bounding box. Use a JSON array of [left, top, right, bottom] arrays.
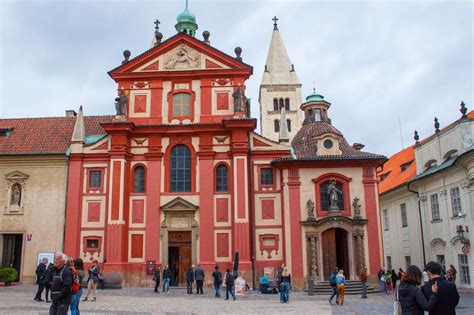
[[1, 285, 473, 314]]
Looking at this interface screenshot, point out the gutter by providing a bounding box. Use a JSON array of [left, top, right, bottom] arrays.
[[407, 180, 427, 267], [62, 153, 71, 254], [247, 132, 256, 290]]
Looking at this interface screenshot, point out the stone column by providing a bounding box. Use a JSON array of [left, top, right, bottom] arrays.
[[306, 234, 319, 280], [353, 230, 365, 273]]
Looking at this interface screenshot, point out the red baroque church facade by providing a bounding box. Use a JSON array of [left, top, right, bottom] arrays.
[[64, 13, 385, 288]]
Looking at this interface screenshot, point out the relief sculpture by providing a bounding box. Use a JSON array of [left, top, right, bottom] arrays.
[[164, 44, 200, 69]]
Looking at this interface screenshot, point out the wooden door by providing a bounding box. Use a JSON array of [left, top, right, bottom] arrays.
[[168, 231, 192, 285], [179, 246, 192, 284], [321, 229, 337, 280]]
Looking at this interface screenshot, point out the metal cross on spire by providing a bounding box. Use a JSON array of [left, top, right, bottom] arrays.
[[154, 19, 160, 30], [272, 16, 279, 30], [312, 81, 316, 94]]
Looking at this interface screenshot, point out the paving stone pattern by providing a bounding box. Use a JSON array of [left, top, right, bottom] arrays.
[[1, 285, 473, 314]]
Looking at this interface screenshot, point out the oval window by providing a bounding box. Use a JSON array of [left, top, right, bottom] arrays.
[[323, 139, 333, 149]]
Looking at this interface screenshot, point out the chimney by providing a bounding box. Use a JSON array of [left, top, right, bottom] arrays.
[[352, 143, 365, 151], [65, 110, 77, 117]]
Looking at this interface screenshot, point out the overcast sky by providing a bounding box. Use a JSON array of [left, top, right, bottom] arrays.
[[0, 0, 472, 157]]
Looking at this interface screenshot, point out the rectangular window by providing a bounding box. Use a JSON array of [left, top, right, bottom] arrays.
[[458, 254, 471, 285], [86, 239, 99, 249], [450, 187, 462, 217], [430, 193, 440, 220], [436, 255, 446, 271], [172, 93, 191, 117], [386, 256, 392, 270], [89, 170, 102, 188], [405, 256, 411, 269], [260, 168, 274, 186], [383, 209, 389, 231], [401, 203, 408, 227]]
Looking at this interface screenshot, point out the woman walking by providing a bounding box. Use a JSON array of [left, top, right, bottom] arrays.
[[280, 267, 291, 303], [336, 270, 346, 306], [212, 265, 222, 298], [83, 260, 100, 302], [153, 266, 161, 293], [385, 270, 393, 294], [224, 269, 236, 301], [162, 265, 171, 294], [66, 258, 82, 315], [398, 265, 438, 314]]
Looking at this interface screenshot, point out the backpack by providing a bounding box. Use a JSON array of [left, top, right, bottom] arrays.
[[329, 272, 337, 286], [71, 267, 80, 294]]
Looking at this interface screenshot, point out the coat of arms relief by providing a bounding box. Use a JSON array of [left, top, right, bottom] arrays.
[[164, 44, 201, 70]]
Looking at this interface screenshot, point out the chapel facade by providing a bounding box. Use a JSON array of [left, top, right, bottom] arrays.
[[60, 4, 386, 288]]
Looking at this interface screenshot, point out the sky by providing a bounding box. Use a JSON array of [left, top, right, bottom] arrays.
[[0, 0, 472, 157]]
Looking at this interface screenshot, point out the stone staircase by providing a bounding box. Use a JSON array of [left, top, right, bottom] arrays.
[[312, 280, 377, 295]]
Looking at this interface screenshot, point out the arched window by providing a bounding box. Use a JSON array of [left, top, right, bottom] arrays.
[[172, 93, 191, 117], [274, 119, 280, 133], [320, 180, 344, 211], [133, 166, 145, 193], [215, 164, 228, 192], [273, 98, 279, 111], [170, 145, 191, 192], [287, 119, 291, 132], [285, 98, 290, 110], [279, 98, 284, 110]]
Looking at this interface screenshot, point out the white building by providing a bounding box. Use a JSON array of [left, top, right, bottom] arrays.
[[379, 105, 473, 288]]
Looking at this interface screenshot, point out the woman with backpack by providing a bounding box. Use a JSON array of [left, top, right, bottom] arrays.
[[66, 258, 82, 315], [212, 265, 223, 298], [83, 260, 100, 302], [328, 267, 339, 304], [335, 270, 346, 306], [280, 267, 291, 303]]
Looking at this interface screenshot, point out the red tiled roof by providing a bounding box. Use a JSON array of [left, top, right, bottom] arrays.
[[378, 146, 416, 194], [0, 116, 114, 155]]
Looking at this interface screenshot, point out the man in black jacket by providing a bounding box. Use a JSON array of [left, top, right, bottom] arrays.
[[422, 261, 459, 315], [186, 265, 195, 294], [195, 265, 205, 294], [34, 257, 48, 301], [50, 253, 73, 315]]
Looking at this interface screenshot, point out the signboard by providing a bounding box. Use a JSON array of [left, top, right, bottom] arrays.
[[26, 233, 32, 241], [235, 276, 246, 296], [264, 267, 275, 280], [37, 252, 55, 266], [146, 260, 156, 275], [462, 245, 470, 254]]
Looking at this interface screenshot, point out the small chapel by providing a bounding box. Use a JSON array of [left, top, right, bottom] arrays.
[[62, 3, 386, 288]]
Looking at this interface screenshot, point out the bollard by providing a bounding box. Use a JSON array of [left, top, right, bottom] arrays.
[[308, 277, 314, 295]]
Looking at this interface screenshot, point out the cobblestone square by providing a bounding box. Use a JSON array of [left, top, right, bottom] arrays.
[[1, 285, 473, 314]]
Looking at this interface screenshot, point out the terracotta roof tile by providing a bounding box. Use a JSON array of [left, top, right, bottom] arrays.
[[0, 115, 114, 155], [377, 146, 416, 194]]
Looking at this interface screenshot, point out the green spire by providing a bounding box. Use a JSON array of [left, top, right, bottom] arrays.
[[175, 0, 198, 37]]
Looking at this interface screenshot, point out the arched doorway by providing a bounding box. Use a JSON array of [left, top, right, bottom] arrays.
[[321, 228, 350, 280]]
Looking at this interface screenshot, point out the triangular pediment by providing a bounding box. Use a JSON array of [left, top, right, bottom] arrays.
[[5, 170, 29, 181], [160, 197, 199, 211], [109, 32, 252, 76], [250, 132, 291, 151]]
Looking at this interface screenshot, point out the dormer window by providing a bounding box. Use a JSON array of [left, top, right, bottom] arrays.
[[400, 160, 414, 172], [380, 172, 391, 181], [424, 159, 437, 171], [443, 150, 458, 161], [0, 128, 13, 138], [313, 109, 321, 122]]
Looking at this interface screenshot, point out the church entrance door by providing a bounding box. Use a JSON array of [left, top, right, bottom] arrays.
[[168, 231, 192, 286], [321, 228, 350, 280]]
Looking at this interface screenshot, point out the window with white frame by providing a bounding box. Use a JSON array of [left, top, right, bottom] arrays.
[[405, 256, 411, 269], [386, 256, 392, 270], [436, 255, 445, 271], [458, 254, 471, 285], [383, 209, 389, 230], [401, 203, 408, 227], [450, 187, 462, 217], [430, 193, 440, 220]]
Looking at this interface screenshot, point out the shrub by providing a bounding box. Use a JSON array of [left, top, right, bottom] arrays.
[[0, 267, 18, 283]]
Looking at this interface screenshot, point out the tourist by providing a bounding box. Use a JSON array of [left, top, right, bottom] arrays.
[[44, 263, 54, 303], [258, 273, 269, 294], [391, 269, 398, 290], [195, 264, 205, 294], [449, 264, 457, 282], [72, 258, 84, 314], [173, 264, 179, 285], [445, 270, 454, 282], [224, 268, 236, 301], [66, 258, 81, 315], [423, 268, 430, 284], [153, 265, 161, 293], [83, 260, 100, 302], [328, 267, 339, 304], [385, 269, 393, 294], [163, 265, 171, 294], [398, 265, 438, 314], [212, 265, 222, 298], [280, 267, 291, 303], [398, 268, 405, 281], [50, 253, 73, 315], [34, 257, 48, 301], [358, 267, 368, 299], [277, 263, 285, 294], [378, 267, 386, 293], [186, 265, 195, 294], [335, 270, 346, 306], [421, 261, 459, 315]]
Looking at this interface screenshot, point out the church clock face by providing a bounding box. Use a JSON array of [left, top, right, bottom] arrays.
[[323, 139, 333, 149]]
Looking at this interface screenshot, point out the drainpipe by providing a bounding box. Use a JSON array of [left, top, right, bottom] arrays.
[[63, 153, 70, 253], [247, 132, 256, 290], [407, 181, 427, 267]]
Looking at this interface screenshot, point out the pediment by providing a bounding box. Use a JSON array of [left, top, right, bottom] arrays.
[[250, 132, 291, 151], [160, 197, 199, 211], [109, 33, 252, 76], [4, 170, 29, 182]]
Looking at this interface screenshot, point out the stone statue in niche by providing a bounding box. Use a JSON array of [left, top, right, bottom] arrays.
[[164, 44, 200, 69], [306, 199, 316, 221], [232, 85, 244, 112], [115, 88, 127, 116], [327, 179, 342, 211], [352, 196, 362, 219], [10, 183, 21, 206]]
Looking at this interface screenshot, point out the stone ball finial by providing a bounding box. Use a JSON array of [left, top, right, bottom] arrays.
[[203, 30, 210, 40], [122, 50, 131, 65], [234, 47, 242, 61], [155, 31, 163, 43]]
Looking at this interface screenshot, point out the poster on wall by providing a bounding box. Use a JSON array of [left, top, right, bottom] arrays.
[[235, 276, 246, 296], [264, 267, 275, 280], [37, 252, 55, 266]]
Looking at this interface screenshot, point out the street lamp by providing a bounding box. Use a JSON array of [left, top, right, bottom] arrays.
[[456, 225, 470, 246]]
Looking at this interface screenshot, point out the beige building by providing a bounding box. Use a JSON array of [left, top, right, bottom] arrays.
[[0, 112, 112, 283]]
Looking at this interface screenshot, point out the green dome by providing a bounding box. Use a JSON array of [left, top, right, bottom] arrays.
[[175, 0, 198, 36], [177, 7, 196, 23], [305, 92, 324, 102]]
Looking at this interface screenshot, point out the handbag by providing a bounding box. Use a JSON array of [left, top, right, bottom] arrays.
[[393, 288, 402, 315]]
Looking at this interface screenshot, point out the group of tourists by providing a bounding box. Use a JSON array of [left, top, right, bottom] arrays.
[[328, 267, 347, 305], [34, 254, 101, 315]]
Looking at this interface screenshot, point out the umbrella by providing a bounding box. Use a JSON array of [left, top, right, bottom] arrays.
[[233, 251, 239, 278]]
